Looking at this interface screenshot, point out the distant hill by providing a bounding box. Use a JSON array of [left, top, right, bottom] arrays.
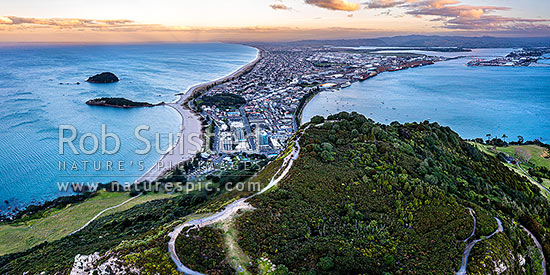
[[282, 35, 550, 48]]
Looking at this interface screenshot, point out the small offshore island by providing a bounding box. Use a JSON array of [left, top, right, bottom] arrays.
[[86, 97, 163, 108], [86, 72, 119, 83]]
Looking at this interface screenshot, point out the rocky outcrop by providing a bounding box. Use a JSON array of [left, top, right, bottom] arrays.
[[70, 252, 140, 275], [70, 253, 101, 275], [86, 72, 119, 83]]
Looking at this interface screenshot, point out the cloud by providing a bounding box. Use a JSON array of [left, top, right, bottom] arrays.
[[0, 16, 138, 29], [270, 4, 292, 10], [0, 16, 14, 24], [363, 0, 550, 31], [304, 0, 360, 11], [409, 0, 460, 9], [365, 0, 407, 9], [406, 3, 509, 19], [444, 16, 550, 30], [0, 23, 398, 43], [0, 15, 391, 42]]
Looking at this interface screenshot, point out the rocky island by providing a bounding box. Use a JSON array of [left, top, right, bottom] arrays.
[[86, 97, 163, 108], [86, 72, 119, 83]]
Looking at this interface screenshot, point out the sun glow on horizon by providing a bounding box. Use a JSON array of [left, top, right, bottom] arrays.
[[0, 0, 549, 42]]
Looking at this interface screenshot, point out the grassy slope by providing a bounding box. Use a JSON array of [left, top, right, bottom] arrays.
[[475, 143, 550, 169], [0, 191, 174, 255], [497, 145, 550, 169], [473, 143, 550, 196]]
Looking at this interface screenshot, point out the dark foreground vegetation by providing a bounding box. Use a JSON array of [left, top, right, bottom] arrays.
[[0, 157, 263, 274], [235, 112, 548, 274]]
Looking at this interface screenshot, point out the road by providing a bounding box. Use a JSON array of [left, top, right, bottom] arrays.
[[69, 194, 141, 235], [167, 130, 304, 274], [520, 225, 547, 275], [167, 198, 252, 275], [457, 210, 503, 275], [463, 208, 476, 243], [257, 140, 300, 195]]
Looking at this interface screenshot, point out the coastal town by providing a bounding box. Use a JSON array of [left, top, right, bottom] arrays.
[[467, 47, 550, 66], [179, 45, 446, 181]]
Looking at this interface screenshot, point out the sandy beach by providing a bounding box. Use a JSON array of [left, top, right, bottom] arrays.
[[136, 47, 262, 183]]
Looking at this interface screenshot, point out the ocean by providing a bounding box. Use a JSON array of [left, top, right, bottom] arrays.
[[302, 48, 550, 143], [0, 43, 258, 213]]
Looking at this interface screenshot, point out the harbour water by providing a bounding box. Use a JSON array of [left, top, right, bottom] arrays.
[[0, 43, 257, 212], [302, 48, 550, 143]]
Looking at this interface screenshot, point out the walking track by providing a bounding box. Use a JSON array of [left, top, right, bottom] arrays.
[[168, 134, 303, 274]]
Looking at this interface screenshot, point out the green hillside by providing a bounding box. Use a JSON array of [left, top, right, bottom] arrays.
[[234, 112, 547, 274]]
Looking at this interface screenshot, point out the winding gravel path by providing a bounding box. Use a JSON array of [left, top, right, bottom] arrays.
[[456, 211, 503, 275], [168, 135, 303, 274], [167, 198, 252, 275], [520, 225, 547, 275]]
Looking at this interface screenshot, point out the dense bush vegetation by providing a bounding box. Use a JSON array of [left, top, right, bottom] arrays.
[[175, 226, 233, 274], [530, 166, 550, 181], [235, 112, 549, 274]]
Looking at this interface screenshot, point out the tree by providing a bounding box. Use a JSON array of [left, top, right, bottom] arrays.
[[515, 147, 531, 163], [274, 265, 290, 275], [502, 134, 508, 142], [318, 257, 334, 271], [310, 115, 325, 124], [518, 135, 524, 145], [486, 133, 492, 142]]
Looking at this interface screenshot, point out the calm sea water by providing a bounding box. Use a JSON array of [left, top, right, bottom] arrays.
[[0, 43, 257, 212], [303, 48, 550, 143]]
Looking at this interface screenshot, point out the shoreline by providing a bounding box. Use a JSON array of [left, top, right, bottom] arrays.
[[136, 46, 262, 183], [1, 45, 262, 218]]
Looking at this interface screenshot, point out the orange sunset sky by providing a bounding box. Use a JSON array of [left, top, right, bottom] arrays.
[[1, 0, 549, 43]]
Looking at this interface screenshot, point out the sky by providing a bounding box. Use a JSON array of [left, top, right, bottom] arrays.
[[0, 0, 549, 42]]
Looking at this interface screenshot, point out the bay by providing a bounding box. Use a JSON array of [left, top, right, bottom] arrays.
[[0, 43, 258, 212]]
